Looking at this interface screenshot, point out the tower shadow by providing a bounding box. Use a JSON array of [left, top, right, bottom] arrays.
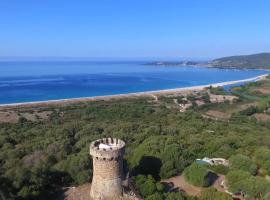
[[206, 171, 219, 186]]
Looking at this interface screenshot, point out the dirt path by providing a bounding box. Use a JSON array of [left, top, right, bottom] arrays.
[[213, 175, 226, 193], [205, 110, 231, 120], [254, 113, 270, 122], [162, 174, 226, 197], [162, 175, 202, 196], [54, 184, 91, 200]]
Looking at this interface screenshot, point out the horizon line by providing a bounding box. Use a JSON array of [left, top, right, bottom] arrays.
[[0, 56, 212, 62]]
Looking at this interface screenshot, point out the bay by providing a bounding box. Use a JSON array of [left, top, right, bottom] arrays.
[[0, 61, 268, 104]]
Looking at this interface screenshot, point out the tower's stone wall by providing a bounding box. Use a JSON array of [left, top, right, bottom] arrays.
[[90, 138, 125, 200]]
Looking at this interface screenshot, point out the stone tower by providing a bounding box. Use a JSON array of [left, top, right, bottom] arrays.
[[90, 138, 125, 200]]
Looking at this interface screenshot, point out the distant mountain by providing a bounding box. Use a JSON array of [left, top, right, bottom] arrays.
[[208, 53, 270, 69], [147, 53, 270, 69], [145, 61, 201, 66]]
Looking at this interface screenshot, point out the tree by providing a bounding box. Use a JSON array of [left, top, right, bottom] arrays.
[[54, 153, 91, 185], [145, 192, 163, 200], [227, 170, 270, 199], [239, 106, 258, 116], [208, 165, 229, 175], [229, 154, 257, 175], [199, 188, 232, 200], [255, 177, 270, 199], [226, 170, 253, 195], [183, 163, 210, 187], [254, 148, 270, 175], [2, 79, 270, 199], [164, 192, 186, 200], [263, 192, 270, 200], [133, 175, 158, 198]]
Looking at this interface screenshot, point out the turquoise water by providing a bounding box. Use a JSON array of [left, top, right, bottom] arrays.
[[195, 160, 209, 165], [0, 61, 268, 104]]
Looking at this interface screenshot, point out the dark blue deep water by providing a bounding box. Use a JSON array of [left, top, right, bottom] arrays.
[[0, 61, 268, 104]]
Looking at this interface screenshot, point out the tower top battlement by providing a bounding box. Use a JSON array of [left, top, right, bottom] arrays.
[[90, 138, 125, 160]]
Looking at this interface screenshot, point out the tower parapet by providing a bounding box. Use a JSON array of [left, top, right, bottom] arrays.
[[90, 138, 125, 200]]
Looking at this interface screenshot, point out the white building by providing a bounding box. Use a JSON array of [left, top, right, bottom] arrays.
[[196, 157, 229, 166]]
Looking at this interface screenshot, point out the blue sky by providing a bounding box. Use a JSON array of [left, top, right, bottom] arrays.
[[0, 0, 270, 59]]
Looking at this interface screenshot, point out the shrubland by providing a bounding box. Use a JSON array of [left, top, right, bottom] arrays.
[[0, 77, 270, 199]]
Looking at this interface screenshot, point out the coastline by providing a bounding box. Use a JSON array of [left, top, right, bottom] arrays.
[[0, 74, 268, 109]]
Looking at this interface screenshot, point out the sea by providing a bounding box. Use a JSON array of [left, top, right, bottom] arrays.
[[0, 61, 268, 104]]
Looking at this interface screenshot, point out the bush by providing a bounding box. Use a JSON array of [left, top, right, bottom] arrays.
[[257, 97, 270, 112], [53, 153, 91, 185], [133, 175, 159, 198], [254, 147, 270, 175], [229, 154, 257, 175], [208, 165, 229, 175], [199, 188, 232, 200], [226, 170, 252, 194], [239, 106, 258, 116], [263, 192, 270, 200], [130, 136, 193, 179], [2, 82, 270, 199], [145, 192, 163, 200], [164, 192, 186, 200], [209, 86, 227, 95], [227, 170, 270, 199], [183, 163, 210, 187]]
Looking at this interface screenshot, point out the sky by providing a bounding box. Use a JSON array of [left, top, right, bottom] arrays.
[[0, 0, 270, 60]]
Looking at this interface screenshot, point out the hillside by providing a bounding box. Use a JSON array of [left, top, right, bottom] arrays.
[[147, 53, 270, 69], [209, 53, 270, 69]]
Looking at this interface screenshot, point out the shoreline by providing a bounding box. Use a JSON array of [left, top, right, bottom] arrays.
[[0, 74, 268, 109]]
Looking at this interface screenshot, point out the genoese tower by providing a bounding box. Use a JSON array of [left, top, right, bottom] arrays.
[[90, 138, 125, 200]]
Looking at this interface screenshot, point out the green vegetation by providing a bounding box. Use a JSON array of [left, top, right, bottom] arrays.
[[210, 53, 270, 69], [199, 188, 232, 200], [133, 175, 194, 200], [208, 86, 228, 95], [0, 77, 270, 200], [183, 163, 210, 187], [229, 154, 257, 175], [254, 148, 270, 176], [208, 165, 229, 175], [133, 175, 161, 198], [226, 170, 270, 199], [130, 136, 193, 179]]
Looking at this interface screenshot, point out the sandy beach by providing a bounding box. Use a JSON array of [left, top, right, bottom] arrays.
[[0, 73, 268, 109]]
